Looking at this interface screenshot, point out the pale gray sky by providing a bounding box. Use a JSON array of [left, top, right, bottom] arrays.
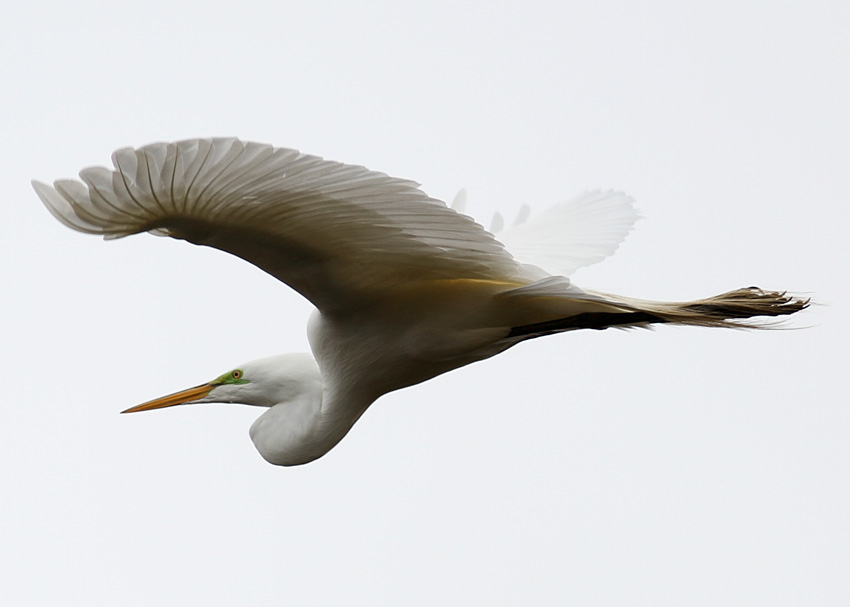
[[2, 1, 848, 605]]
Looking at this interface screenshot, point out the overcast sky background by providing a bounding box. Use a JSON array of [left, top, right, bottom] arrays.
[[2, 1, 847, 605]]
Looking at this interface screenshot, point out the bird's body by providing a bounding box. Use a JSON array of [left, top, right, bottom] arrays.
[[34, 138, 808, 465]]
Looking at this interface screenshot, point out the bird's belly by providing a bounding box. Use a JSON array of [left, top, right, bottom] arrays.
[[306, 301, 511, 397]]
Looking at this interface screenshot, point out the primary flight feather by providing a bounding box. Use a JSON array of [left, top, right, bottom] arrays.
[[33, 138, 807, 466]]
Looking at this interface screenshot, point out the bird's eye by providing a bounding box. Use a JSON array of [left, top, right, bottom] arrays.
[[232, 370, 242, 379]]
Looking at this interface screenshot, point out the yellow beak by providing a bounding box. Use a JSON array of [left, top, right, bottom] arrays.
[[121, 383, 214, 414]]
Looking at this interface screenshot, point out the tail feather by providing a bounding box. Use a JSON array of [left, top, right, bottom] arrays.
[[508, 287, 809, 339], [618, 287, 810, 328]]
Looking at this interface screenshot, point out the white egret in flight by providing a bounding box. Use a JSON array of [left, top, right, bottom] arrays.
[[33, 138, 807, 466]]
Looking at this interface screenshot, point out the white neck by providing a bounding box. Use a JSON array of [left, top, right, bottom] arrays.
[[247, 372, 374, 466]]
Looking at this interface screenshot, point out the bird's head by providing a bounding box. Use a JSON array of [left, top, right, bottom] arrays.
[[123, 353, 329, 466], [121, 353, 321, 413]]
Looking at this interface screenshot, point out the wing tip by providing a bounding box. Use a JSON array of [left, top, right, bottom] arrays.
[[32, 179, 85, 231]]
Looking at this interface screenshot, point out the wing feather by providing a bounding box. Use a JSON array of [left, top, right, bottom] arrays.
[[34, 138, 526, 311], [495, 190, 639, 276]]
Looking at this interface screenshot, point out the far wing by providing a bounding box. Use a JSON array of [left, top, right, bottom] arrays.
[[34, 139, 526, 312], [495, 191, 639, 277]]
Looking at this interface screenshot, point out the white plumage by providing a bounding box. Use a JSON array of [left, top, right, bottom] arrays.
[[33, 138, 807, 466], [495, 190, 639, 277]]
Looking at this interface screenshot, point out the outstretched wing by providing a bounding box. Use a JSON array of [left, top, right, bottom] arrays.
[[33, 138, 527, 311], [494, 191, 639, 277]]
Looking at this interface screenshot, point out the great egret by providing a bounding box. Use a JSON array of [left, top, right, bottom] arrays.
[[33, 138, 807, 466]]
